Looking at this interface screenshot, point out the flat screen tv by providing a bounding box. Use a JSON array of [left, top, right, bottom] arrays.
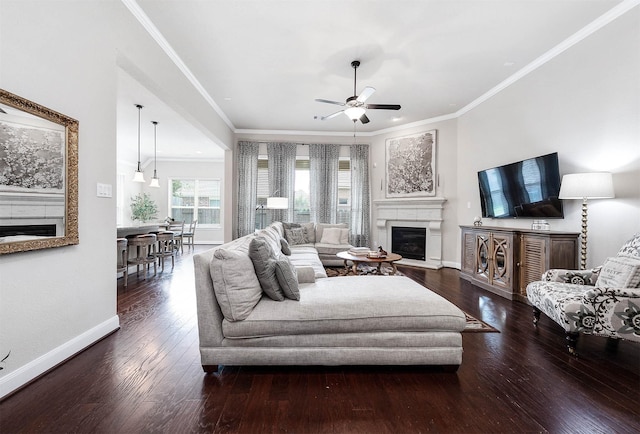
[[478, 152, 563, 218]]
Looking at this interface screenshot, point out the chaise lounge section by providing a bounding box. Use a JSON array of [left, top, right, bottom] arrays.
[[193, 222, 466, 372]]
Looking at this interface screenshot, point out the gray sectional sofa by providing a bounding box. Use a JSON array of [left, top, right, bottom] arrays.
[[193, 222, 466, 372]]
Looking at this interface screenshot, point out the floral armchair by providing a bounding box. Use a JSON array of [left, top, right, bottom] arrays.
[[526, 234, 640, 356]]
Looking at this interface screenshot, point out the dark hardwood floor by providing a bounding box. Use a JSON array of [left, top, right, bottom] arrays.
[[1, 246, 639, 433]]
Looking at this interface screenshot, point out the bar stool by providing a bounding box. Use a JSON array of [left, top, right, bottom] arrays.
[[117, 238, 128, 287], [168, 221, 185, 254], [156, 231, 175, 272], [126, 233, 157, 277]]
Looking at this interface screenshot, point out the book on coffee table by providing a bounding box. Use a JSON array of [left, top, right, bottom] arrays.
[[348, 247, 373, 256]]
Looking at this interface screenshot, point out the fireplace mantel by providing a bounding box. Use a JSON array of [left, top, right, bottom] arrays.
[[373, 197, 446, 269]]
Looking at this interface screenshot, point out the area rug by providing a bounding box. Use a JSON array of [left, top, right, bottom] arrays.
[[325, 265, 402, 277], [324, 266, 499, 333]]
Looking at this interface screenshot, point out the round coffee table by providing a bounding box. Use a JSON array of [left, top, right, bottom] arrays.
[[336, 251, 403, 275]]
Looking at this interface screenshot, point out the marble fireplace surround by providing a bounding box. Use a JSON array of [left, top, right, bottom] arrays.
[[373, 197, 446, 269]]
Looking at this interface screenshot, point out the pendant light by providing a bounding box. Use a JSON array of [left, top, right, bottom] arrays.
[[132, 104, 145, 182], [149, 121, 160, 188]]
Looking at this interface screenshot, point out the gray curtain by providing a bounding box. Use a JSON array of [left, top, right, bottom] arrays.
[[267, 142, 297, 223], [235, 141, 259, 238], [310, 143, 340, 223], [350, 144, 370, 247]]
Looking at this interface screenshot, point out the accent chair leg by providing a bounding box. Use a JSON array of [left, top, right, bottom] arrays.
[[532, 307, 541, 325], [566, 332, 579, 356]]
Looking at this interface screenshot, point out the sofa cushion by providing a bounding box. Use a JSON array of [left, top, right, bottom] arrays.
[[248, 237, 285, 301], [320, 227, 343, 244], [618, 233, 640, 259], [284, 227, 309, 245], [274, 256, 300, 300], [288, 248, 328, 278], [595, 256, 640, 288], [280, 237, 291, 256], [315, 243, 352, 256], [283, 222, 315, 244], [210, 247, 263, 321], [222, 276, 466, 338], [315, 223, 347, 244]]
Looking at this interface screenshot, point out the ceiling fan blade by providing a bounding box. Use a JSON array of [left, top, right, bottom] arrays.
[[356, 86, 376, 103], [315, 98, 345, 106], [321, 110, 344, 121], [366, 104, 401, 110], [359, 113, 370, 124]]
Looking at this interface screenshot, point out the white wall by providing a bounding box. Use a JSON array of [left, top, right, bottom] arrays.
[[456, 8, 640, 268], [0, 1, 233, 398], [369, 119, 459, 266]]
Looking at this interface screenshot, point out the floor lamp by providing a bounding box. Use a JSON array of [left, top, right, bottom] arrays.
[[256, 197, 289, 230], [559, 172, 614, 269]]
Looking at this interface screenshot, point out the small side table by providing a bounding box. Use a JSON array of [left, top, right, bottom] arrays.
[[336, 251, 403, 275]]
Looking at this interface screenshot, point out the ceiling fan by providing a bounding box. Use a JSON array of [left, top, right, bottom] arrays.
[[315, 60, 401, 124]]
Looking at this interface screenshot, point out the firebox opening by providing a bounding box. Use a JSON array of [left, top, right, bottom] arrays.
[[0, 224, 57, 237], [391, 226, 426, 261]]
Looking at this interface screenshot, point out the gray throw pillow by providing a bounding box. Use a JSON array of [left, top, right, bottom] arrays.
[[280, 237, 291, 256], [248, 237, 285, 301], [209, 248, 263, 321], [284, 227, 309, 245], [274, 256, 300, 300]]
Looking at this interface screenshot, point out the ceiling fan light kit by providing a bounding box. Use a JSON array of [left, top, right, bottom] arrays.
[[315, 60, 401, 125]]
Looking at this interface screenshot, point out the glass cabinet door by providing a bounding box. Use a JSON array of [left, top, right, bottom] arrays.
[[475, 235, 490, 280], [491, 236, 511, 287]]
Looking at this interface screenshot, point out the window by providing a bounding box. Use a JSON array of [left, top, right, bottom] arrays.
[[255, 147, 352, 225], [170, 178, 221, 226]]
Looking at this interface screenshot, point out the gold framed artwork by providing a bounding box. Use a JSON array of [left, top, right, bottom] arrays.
[[385, 130, 437, 197], [0, 89, 79, 254]]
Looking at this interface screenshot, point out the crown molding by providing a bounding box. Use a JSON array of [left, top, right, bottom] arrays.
[[120, 0, 235, 131], [125, 0, 639, 139]]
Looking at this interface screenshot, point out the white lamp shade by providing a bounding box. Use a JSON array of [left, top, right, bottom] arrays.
[[133, 170, 145, 183], [266, 197, 289, 209], [149, 177, 160, 188], [559, 172, 615, 199], [344, 106, 366, 120]]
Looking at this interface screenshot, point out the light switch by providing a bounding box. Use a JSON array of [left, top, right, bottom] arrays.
[[97, 183, 112, 198]]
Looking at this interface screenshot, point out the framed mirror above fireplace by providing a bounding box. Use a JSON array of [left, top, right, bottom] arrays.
[[0, 89, 79, 254]]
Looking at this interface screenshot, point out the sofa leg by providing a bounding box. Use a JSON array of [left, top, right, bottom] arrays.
[[202, 364, 219, 373], [440, 364, 460, 373], [532, 307, 541, 325], [566, 332, 579, 356]]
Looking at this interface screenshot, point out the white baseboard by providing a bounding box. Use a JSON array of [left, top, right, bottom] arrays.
[[0, 315, 120, 399], [443, 261, 461, 270]]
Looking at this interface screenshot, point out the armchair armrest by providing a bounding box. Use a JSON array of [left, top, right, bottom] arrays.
[[542, 267, 601, 285], [584, 286, 640, 299]]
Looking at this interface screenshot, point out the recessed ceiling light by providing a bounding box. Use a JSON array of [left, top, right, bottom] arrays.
[[224, 97, 232, 101], [504, 62, 515, 67], [196, 150, 202, 154], [449, 103, 457, 107], [391, 117, 402, 122]]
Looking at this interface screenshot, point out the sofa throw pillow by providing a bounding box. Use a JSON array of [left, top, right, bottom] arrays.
[[595, 256, 640, 288], [301, 222, 316, 243], [280, 237, 291, 256], [320, 227, 343, 244], [285, 227, 309, 245], [274, 256, 300, 300], [248, 237, 285, 301], [339, 228, 350, 245], [209, 248, 263, 321], [618, 233, 640, 259]]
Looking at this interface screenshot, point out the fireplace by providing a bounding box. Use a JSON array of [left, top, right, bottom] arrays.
[[374, 197, 445, 269], [0, 224, 57, 237], [392, 226, 426, 260]]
